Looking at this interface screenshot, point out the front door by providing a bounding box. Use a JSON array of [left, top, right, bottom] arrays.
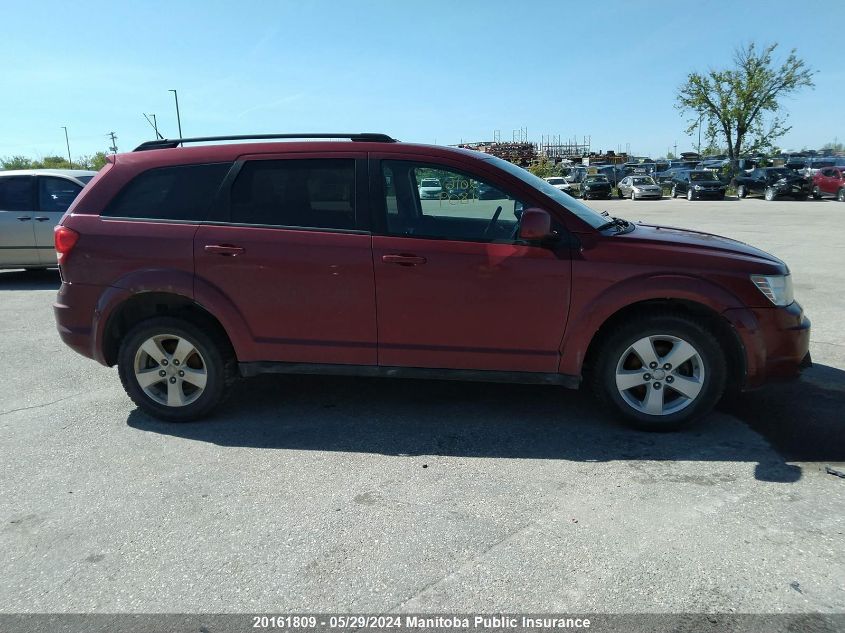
[[194, 154, 377, 365], [0, 176, 39, 267], [371, 158, 571, 373]]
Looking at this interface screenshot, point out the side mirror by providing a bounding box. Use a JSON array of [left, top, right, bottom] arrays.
[[518, 208, 554, 241]]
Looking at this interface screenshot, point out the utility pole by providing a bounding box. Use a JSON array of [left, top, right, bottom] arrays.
[[61, 126, 72, 167], [108, 132, 118, 154], [674, 141, 678, 157], [143, 113, 163, 139], [169, 90, 183, 140]]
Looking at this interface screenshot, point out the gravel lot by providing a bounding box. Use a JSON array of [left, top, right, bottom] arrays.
[[1, 196, 843, 614]]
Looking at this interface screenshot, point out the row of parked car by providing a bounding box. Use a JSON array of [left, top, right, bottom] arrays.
[[544, 165, 845, 202]]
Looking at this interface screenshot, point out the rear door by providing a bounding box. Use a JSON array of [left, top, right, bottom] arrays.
[[370, 155, 571, 373], [0, 176, 39, 267], [194, 153, 377, 365], [35, 176, 83, 265]]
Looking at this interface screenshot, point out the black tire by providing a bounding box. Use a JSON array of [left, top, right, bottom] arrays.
[[671, 186, 677, 198], [736, 184, 746, 199], [589, 314, 726, 431], [764, 187, 776, 201], [838, 188, 845, 202], [812, 186, 822, 200], [117, 316, 236, 422]]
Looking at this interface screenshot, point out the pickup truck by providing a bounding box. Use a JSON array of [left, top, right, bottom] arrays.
[[734, 167, 810, 201]]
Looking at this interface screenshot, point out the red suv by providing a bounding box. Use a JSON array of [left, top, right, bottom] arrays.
[[812, 166, 845, 201], [53, 133, 811, 430]]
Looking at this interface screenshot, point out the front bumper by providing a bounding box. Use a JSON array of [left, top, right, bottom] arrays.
[[723, 301, 811, 389], [633, 191, 662, 199]]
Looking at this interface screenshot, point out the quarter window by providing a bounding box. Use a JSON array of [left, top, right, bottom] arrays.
[[104, 163, 231, 221], [39, 177, 82, 213], [381, 161, 523, 242], [230, 159, 356, 230]]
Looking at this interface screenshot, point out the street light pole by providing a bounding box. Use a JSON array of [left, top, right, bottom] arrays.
[[61, 126, 72, 167], [169, 89, 183, 140]]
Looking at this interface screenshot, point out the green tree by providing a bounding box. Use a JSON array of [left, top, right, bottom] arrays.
[[528, 158, 554, 178], [1, 155, 34, 170], [676, 43, 815, 171]]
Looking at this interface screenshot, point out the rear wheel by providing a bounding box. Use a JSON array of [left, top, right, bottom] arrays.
[[764, 187, 776, 201], [117, 317, 235, 422], [736, 184, 746, 199], [812, 186, 822, 200], [590, 314, 726, 431]]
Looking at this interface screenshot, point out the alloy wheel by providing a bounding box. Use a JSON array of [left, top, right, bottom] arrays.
[[133, 334, 208, 407], [614, 334, 705, 416]]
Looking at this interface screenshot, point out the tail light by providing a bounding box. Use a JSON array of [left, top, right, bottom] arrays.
[[54, 225, 79, 264]]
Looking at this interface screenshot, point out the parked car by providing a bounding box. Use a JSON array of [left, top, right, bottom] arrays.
[[618, 175, 662, 200], [670, 170, 726, 200], [655, 167, 690, 184], [0, 169, 96, 270], [418, 178, 443, 200], [734, 167, 810, 201], [544, 176, 573, 195], [812, 167, 845, 201], [564, 165, 587, 184], [54, 132, 810, 431], [801, 158, 836, 179], [580, 174, 612, 199]]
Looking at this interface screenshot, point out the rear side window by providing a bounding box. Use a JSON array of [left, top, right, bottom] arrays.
[[103, 163, 231, 221], [39, 177, 82, 213], [230, 159, 355, 230], [0, 177, 34, 211]]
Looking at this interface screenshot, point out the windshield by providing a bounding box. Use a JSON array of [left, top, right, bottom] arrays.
[[483, 155, 609, 230], [689, 172, 713, 181], [420, 179, 440, 187], [767, 168, 792, 178], [632, 177, 655, 185], [585, 175, 608, 183]]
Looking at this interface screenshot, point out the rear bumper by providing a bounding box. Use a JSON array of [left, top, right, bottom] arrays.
[[54, 281, 125, 366], [722, 302, 811, 389]]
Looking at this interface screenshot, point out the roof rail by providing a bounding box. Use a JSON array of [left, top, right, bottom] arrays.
[[133, 133, 397, 152]]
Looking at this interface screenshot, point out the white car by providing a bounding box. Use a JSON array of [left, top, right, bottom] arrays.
[[0, 169, 96, 270], [418, 178, 443, 200], [544, 176, 573, 194]]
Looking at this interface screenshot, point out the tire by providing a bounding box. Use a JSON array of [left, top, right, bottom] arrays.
[[736, 185, 746, 199], [617, 188, 624, 199], [764, 187, 775, 201], [671, 186, 677, 198], [838, 188, 845, 202], [117, 316, 235, 422], [812, 186, 822, 200], [686, 189, 694, 201], [590, 314, 727, 431], [631, 191, 636, 200]]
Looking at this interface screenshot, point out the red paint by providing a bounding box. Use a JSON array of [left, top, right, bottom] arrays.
[[54, 139, 810, 391]]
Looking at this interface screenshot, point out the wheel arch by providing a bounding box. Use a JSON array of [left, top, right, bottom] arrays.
[[101, 292, 235, 367]]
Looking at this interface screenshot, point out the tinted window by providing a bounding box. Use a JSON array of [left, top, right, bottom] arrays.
[[104, 163, 231, 221], [0, 177, 33, 211], [382, 160, 524, 242], [39, 177, 82, 213], [230, 159, 355, 230]]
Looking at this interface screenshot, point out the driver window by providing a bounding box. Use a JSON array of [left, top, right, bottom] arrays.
[[381, 160, 524, 242]]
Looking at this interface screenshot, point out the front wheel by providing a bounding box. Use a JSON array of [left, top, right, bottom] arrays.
[[590, 314, 726, 431], [686, 189, 694, 201], [736, 184, 746, 199], [764, 187, 776, 201], [117, 317, 235, 422], [812, 186, 822, 200], [671, 186, 677, 198], [631, 190, 636, 200], [838, 188, 845, 202]]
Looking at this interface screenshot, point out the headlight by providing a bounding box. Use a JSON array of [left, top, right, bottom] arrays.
[[694, 185, 702, 190], [751, 274, 794, 306]]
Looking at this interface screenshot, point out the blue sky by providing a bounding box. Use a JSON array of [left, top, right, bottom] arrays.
[[2, 0, 843, 160]]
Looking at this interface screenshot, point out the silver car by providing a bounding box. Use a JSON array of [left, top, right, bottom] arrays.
[[0, 169, 96, 270], [617, 175, 663, 200]]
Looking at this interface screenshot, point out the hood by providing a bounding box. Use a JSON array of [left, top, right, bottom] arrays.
[[615, 223, 786, 273]]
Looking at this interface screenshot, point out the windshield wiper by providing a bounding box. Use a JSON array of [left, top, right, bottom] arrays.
[[596, 216, 630, 231]]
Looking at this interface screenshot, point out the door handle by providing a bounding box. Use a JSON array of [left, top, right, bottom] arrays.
[[17, 216, 31, 221], [34, 216, 50, 222], [382, 254, 427, 266], [204, 244, 245, 256]]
